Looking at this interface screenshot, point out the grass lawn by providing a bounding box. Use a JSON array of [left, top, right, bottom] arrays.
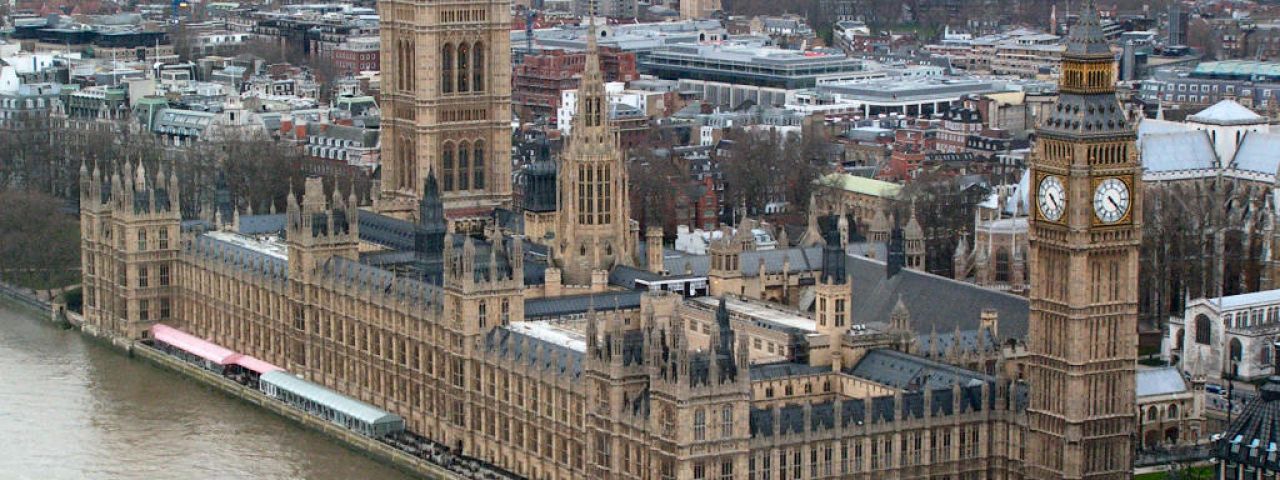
[[1135, 466, 1214, 480]]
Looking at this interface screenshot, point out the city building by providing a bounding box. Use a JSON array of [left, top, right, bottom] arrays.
[[1140, 61, 1280, 114], [679, 0, 721, 21], [512, 48, 638, 120], [1135, 366, 1204, 451], [1166, 289, 1280, 382], [642, 44, 867, 91], [1025, 2, 1142, 475], [376, 0, 514, 225], [81, 29, 1041, 480], [333, 36, 381, 75]]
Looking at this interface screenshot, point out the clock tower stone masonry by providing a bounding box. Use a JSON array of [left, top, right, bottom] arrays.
[[1025, 1, 1141, 478]]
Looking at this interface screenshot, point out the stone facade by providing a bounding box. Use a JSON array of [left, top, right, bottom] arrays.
[[376, 0, 513, 222], [1166, 291, 1280, 382], [1025, 2, 1141, 477]]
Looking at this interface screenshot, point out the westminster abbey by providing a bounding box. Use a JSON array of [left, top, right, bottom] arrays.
[[78, 3, 1137, 479]]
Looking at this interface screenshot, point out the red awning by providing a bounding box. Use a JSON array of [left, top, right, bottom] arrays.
[[151, 324, 240, 365]]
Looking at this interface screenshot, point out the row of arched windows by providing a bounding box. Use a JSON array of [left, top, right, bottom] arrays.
[[396, 39, 416, 92], [396, 135, 417, 191], [440, 140, 486, 192], [441, 42, 485, 95]]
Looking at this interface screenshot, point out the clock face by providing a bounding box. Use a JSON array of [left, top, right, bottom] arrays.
[[1037, 175, 1066, 222], [1093, 178, 1131, 223]]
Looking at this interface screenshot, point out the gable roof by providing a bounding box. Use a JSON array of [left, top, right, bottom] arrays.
[[1136, 366, 1189, 398], [848, 349, 991, 390], [1233, 132, 1280, 175], [847, 255, 1030, 340]]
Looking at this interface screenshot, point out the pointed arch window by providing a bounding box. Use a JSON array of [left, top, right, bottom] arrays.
[[457, 140, 470, 191], [441, 44, 454, 94], [456, 43, 470, 93], [472, 42, 485, 92], [442, 142, 455, 191], [472, 140, 485, 190]]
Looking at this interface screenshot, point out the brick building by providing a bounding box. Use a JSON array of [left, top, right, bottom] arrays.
[[512, 48, 638, 120]]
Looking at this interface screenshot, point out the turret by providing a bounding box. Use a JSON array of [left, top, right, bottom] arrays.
[[904, 207, 925, 270], [646, 226, 664, 274]]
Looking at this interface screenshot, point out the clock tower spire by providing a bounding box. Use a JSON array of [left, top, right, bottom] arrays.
[[1026, 1, 1140, 478]]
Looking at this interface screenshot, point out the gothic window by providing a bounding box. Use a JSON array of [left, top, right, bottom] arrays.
[[1146, 406, 1158, 422], [137, 229, 147, 251], [160, 297, 170, 319], [721, 405, 733, 438], [478, 301, 487, 327], [456, 43, 470, 93], [472, 140, 485, 190], [1168, 404, 1179, 419], [1230, 338, 1244, 363], [501, 298, 510, 324], [994, 247, 1010, 283], [457, 141, 470, 191], [442, 142, 455, 191], [720, 461, 733, 480], [693, 463, 705, 480], [157, 228, 168, 249], [441, 44, 454, 94], [595, 433, 610, 467], [138, 266, 149, 288], [693, 408, 706, 440], [1194, 315, 1211, 345], [1175, 328, 1184, 351], [472, 42, 485, 92]]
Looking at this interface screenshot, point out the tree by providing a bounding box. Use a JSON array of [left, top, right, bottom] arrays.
[[716, 127, 827, 226], [895, 170, 990, 277], [0, 191, 81, 293]]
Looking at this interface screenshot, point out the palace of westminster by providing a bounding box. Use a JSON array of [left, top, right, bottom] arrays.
[[77, 3, 1143, 479]]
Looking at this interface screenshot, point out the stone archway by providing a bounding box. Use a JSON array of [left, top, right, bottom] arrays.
[[1165, 427, 1180, 445], [1144, 430, 1160, 449]]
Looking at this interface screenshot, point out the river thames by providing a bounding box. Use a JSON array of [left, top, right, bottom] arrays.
[[0, 300, 414, 480]]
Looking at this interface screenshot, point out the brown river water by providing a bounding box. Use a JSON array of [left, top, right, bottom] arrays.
[[0, 301, 415, 480]]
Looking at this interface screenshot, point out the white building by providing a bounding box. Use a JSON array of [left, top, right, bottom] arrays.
[[1165, 289, 1280, 381], [1139, 100, 1278, 183]]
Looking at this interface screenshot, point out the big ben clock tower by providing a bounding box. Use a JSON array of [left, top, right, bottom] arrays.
[[1026, 1, 1140, 478]]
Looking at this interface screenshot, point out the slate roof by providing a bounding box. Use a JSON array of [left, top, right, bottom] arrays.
[[1139, 132, 1217, 172], [1065, 1, 1111, 56], [1189, 100, 1266, 126], [319, 256, 443, 307], [523, 291, 644, 319], [846, 255, 1030, 340], [189, 233, 288, 279], [750, 361, 831, 381], [483, 325, 585, 378], [1215, 377, 1280, 469], [916, 328, 1001, 357], [238, 214, 286, 235], [1136, 366, 1189, 397], [1233, 132, 1280, 174], [848, 349, 991, 391]]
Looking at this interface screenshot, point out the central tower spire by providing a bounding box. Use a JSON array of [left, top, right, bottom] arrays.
[[552, 18, 635, 285]]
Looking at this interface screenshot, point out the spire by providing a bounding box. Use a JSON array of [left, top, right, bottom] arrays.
[[572, 17, 607, 138], [891, 295, 910, 332], [1066, 0, 1109, 56], [905, 205, 923, 240]]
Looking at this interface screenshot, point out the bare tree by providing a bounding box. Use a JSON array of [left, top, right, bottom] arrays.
[[0, 191, 81, 292]]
